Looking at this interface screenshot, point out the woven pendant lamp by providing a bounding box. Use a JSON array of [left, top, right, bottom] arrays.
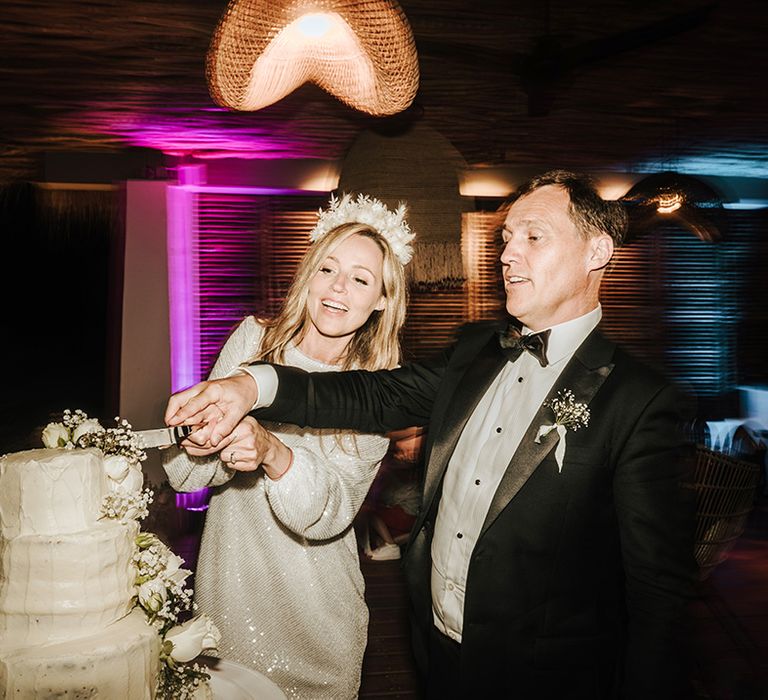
[[206, 0, 419, 116], [337, 121, 471, 285]]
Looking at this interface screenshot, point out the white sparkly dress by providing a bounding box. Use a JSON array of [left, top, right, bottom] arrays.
[[163, 316, 389, 699]]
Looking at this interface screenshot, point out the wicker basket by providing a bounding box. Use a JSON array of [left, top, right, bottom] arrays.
[[692, 446, 761, 579]]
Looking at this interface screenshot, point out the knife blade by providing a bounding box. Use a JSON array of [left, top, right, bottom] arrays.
[[133, 425, 193, 449]]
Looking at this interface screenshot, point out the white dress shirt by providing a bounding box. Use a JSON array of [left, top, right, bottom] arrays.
[[431, 306, 602, 642]]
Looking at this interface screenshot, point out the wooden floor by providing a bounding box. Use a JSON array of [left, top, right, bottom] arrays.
[[173, 495, 768, 699], [359, 557, 422, 699]]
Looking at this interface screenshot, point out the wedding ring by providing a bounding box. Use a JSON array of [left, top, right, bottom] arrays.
[[228, 452, 237, 466]]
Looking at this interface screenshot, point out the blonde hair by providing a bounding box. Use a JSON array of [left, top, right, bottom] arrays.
[[254, 222, 408, 370]]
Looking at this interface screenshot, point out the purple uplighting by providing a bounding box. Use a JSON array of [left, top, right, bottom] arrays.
[[166, 182, 199, 394], [175, 488, 211, 511], [67, 105, 349, 160]]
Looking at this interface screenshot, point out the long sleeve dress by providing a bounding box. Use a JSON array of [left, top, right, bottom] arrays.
[[162, 316, 389, 699]]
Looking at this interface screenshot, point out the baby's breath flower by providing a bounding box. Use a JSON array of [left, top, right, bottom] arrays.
[[535, 389, 592, 473], [100, 488, 152, 522], [43, 409, 147, 464], [546, 390, 590, 431]]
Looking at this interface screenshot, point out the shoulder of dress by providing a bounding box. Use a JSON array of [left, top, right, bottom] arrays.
[[240, 314, 262, 331], [234, 315, 266, 342]]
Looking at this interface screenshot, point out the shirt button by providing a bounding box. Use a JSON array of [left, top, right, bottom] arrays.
[[447, 581, 455, 591], [475, 479, 481, 485], [457, 532, 463, 539], [518, 376, 524, 383], [495, 426, 502, 433]]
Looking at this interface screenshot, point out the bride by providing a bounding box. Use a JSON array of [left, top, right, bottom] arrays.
[[163, 193, 414, 699]]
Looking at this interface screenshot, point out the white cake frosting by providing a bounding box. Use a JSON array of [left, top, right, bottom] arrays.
[[0, 608, 160, 698], [0, 448, 107, 539], [0, 447, 160, 699], [0, 519, 138, 644]]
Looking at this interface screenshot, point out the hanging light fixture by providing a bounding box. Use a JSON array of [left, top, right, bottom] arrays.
[[206, 0, 419, 116], [621, 171, 728, 242]]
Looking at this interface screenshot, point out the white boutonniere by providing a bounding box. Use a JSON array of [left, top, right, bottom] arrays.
[[534, 389, 590, 472]]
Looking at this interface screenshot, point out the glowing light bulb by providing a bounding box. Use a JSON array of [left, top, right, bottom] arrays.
[[657, 193, 683, 214], [296, 13, 333, 38]]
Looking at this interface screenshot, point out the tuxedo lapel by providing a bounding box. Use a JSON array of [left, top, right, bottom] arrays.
[[418, 333, 506, 524], [479, 329, 616, 538]]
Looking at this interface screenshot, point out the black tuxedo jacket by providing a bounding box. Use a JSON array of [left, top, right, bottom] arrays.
[[255, 322, 697, 699]]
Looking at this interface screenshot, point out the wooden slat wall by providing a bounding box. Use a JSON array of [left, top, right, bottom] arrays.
[[259, 199, 320, 318], [462, 211, 506, 322], [398, 211, 513, 362], [197, 194, 267, 378], [194, 198, 765, 401], [601, 216, 754, 397], [731, 210, 768, 387], [401, 285, 467, 361], [195, 194, 322, 380], [196, 193, 479, 370]]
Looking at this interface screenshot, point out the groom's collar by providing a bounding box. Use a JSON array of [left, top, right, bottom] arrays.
[[520, 305, 602, 366]]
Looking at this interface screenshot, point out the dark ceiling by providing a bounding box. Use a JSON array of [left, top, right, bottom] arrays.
[[2, 0, 767, 184]]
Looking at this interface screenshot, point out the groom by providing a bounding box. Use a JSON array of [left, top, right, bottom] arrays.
[[166, 170, 697, 699]]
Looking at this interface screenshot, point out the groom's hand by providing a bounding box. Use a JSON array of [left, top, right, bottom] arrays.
[[165, 373, 259, 447]]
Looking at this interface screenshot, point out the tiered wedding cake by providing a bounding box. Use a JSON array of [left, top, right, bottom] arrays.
[[0, 412, 219, 699], [0, 447, 160, 697]]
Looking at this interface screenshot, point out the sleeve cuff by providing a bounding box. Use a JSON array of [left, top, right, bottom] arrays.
[[226, 364, 278, 410]]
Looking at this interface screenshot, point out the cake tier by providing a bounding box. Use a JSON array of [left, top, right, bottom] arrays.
[[0, 607, 160, 699], [0, 520, 138, 645], [0, 448, 107, 539]]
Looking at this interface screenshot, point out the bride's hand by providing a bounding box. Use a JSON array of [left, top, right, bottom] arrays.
[[209, 417, 293, 479]]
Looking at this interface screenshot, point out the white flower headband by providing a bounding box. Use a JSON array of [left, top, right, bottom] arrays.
[[309, 193, 416, 265]]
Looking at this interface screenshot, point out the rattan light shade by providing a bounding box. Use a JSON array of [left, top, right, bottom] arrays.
[[206, 0, 419, 116]]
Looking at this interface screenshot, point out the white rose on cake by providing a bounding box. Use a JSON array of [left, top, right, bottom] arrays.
[[138, 578, 167, 613], [104, 455, 131, 482], [166, 615, 221, 663], [121, 465, 145, 494], [41, 422, 70, 448], [104, 455, 144, 495], [164, 552, 192, 587]]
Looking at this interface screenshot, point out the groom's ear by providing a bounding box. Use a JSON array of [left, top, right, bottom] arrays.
[[588, 234, 614, 271]]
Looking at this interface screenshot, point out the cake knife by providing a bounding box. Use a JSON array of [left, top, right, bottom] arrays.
[[133, 425, 193, 450]]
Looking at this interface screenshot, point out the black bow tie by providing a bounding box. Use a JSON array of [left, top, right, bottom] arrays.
[[498, 324, 551, 368]]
